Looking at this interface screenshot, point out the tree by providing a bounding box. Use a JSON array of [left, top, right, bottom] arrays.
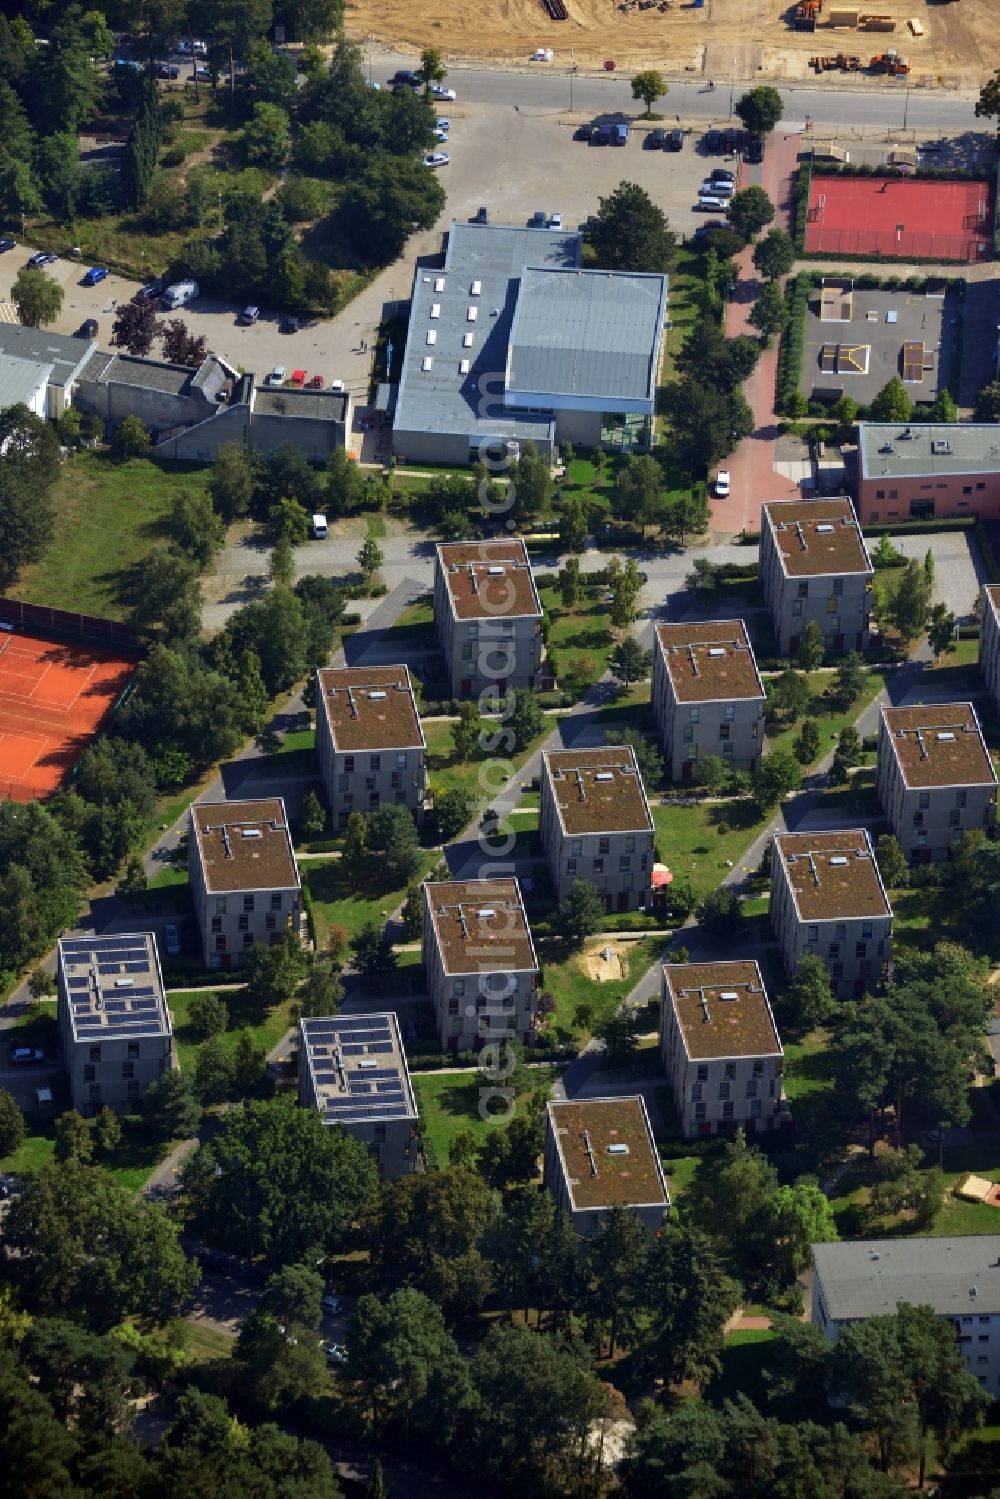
[[130, 546, 201, 643], [748, 280, 789, 339], [295, 961, 345, 1021], [54, 1110, 93, 1165], [793, 718, 820, 765], [612, 454, 664, 533], [160, 318, 208, 368], [735, 85, 784, 135], [769, 665, 810, 722], [245, 930, 310, 1007], [752, 227, 795, 281], [974, 379, 1000, 422], [557, 879, 606, 946], [210, 443, 254, 522], [590, 180, 678, 273], [796, 618, 824, 670], [609, 637, 653, 687], [349, 1286, 468, 1443], [753, 750, 802, 812], [697, 884, 741, 934], [243, 102, 291, 168], [341, 155, 445, 265], [631, 69, 666, 116], [869, 374, 913, 423], [726, 185, 775, 240], [832, 650, 866, 708], [666, 491, 709, 546], [929, 386, 958, 423], [92, 1106, 122, 1158], [111, 294, 162, 356], [188, 991, 229, 1040], [597, 1003, 640, 1074], [11, 266, 63, 329], [510, 442, 552, 526], [875, 833, 909, 890], [884, 557, 931, 645], [611, 728, 664, 787], [351, 921, 397, 976], [662, 378, 754, 474], [509, 687, 544, 752], [451, 701, 484, 761], [434, 787, 473, 841], [269, 534, 295, 587], [832, 393, 859, 428], [783, 952, 835, 1027], [143, 1071, 202, 1141], [694, 753, 728, 793], [976, 69, 1000, 123], [927, 602, 957, 657], [170, 489, 224, 571], [558, 497, 589, 554], [269, 496, 311, 544], [298, 788, 327, 839], [357, 534, 384, 581], [365, 803, 422, 887], [418, 46, 446, 85], [232, 1029, 267, 1098], [606, 554, 644, 630], [0, 1088, 25, 1157]]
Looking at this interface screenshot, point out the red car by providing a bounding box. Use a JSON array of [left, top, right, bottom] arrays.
[[308, 374, 325, 389], [290, 369, 306, 387]]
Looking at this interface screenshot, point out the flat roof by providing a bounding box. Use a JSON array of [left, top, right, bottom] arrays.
[[316, 664, 424, 753], [881, 703, 996, 789], [300, 1013, 418, 1126], [547, 1097, 669, 1213], [253, 385, 348, 421], [543, 746, 653, 836], [663, 959, 782, 1061], [0, 322, 91, 387], [655, 619, 765, 704], [774, 829, 891, 923], [763, 497, 872, 578], [437, 539, 541, 621], [0, 351, 51, 407], [506, 265, 667, 405], [58, 932, 171, 1042], [424, 877, 537, 975], [812, 1236, 1000, 1321], [191, 798, 299, 894], [859, 421, 1000, 481]]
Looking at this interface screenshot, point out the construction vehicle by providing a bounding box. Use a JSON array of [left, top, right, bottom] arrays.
[[794, 0, 822, 29], [859, 13, 895, 30], [869, 49, 909, 72]]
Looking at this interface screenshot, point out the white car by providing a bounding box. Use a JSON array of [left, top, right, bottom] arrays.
[[714, 470, 731, 498], [431, 84, 456, 100], [424, 152, 450, 168], [697, 196, 730, 213], [264, 366, 286, 386], [700, 179, 733, 197], [436, 118, 450, 131], [549, 212, 563, 228], [532, 47, 554, 61], [433, 128, 448, 143]]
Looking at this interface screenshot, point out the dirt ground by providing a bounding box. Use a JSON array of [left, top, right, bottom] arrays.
[[345, 0, 1000, 87], [582, 938, 629, 982]]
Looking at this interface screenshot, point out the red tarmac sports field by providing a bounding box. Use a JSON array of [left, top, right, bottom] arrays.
[[804, 174, 994, 262], [0, 628, 136, 802]]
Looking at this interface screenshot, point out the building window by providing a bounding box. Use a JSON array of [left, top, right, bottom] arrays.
[[619, 855, 631, 872], [270, 893, 282, 911], [950, 808, 962, 828], [722, 1102, 734, 1120], [829, 943, 840, 959], [127, 1081, 140, 1099], [453, 979, 466, 998], [694, 1103, 706, 1122], [807, 925, 818, 943], [916, 829, 927, 847], [211, 916, 222, 934], [691, 1083, 702, 1102], [238, 914, 249, 932], [798, 581, 809, 599], [88, 1084, 101, 1103], [979, 1334, 990, 1342], [215, 897, 227, 916], [861, 922, 872, 940], [833, 577, 844, 596], [243, 932, 254, 948], [827, 596, 838, 614], [835, 922, 846, 940], [128, 1042, 139, 1060], [566, 858, 577, 876], [918, 792, 930, 810], [571, 839, 583, 857], [344, 756, 355, 773], [89, 1046, 101, 1063], [697, 1063, 709, 1081], [593, 858, 604, 874], [374, 1124, 387, 1143], [396, 752, 408, 770], [448, 999, 459, 1017], [688, 706, 700, 724], [625, 835, 636, 853], [598, 837, 610, 855], [750, 1098, 762, 1117], [337, 774, 348, 791], [84, 1064, 96, 1082], [122, 1063, 134, 1080], [722, 740, 734, 757], [719, 724, 730, 741], [724, 704, 735, 721], [832, 961, 843, 979], [683, 725, 694, 743], [243, 895, 255, 914], [718, 1081, 730, 1101], [215, 935, 226, 952], [725, 1062, 736, 1080], [370, 755, 381, 772], [957, 790, 968, 809], [977, 482, 987, 492], [876, 489, 885, 500], [265, 913, 277, 930]]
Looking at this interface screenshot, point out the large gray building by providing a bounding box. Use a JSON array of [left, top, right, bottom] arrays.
[[539, 745, 655, 911], [876, 702, 996, 862], [315, 664, 426, 830], [979, 584, 1000, 713], [57, 932, 173, 1115], [544, 1097, 670, 1238], [433, 538, 544, 699], [812, 1237, 1000, 1397], [771, 829, 893, 998], [298, 1012, 419, 1179], [0, 321, 95, 418], [189, 798, 303, 969], [760, 497, 873, 657], [421, 877, 540, 1051], [392, 221, 667, 466], [651, 619, 766, 781]]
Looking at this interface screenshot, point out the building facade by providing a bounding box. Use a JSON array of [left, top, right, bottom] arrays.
[[876, 702, 996, 862], [771, 828, 893, 997], [856, 422, 1000, 525], [422, 877, 539, 1051], [652, 619, 766, 781], [812, 1237, 1000, 1398], [298, 1013, 419, 1179], [760, 497, 873, 657], [539, 746, 655, 911], [433, 539, 544, 700], [189, 798, 303, 969], [57, 933, 173, 1115], [979, 585, 1000, 713], [660, 960, 788, 1138], [543, 1097, 670, 1238], [315, 664, 426, 830]]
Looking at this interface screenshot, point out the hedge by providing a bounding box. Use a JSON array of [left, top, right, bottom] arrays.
[[863, 517, 974, 539], [775, 272, 811, 416]]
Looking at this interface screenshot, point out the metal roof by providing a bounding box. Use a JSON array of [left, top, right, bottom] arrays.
[[300, 1012, 418, 1126], [812, 1237, 1000, 1321], [859, 422, 1000, 480], [58, 932, 171, 1042], [0, 352, 51, 409], [506, 266, 666, 405], [0, 323, 92, 387]]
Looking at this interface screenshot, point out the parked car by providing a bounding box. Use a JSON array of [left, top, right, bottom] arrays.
[[693, 219, 726, 239], [193, 64, 212, 80], [591, 123, 611, 145], [696, 196, 730, 212], [308, 374, 325, 389], [433, 127, 449, 142], [704, 129, 723, 153], [424, 151, 450, 168], [239, 305, 259, 324], [724, 127, 738, 153], [549, 211, 563, 228], [647, 127, 666, 148], [164, 922, 181, 956], [27, 251, 57, 267], [436, 118, 450, 131], [710, 167, 736, 183], [289, 369, 306, 387], [140, 278, 164, 299], [714, 470, 731, 498], [471, 205, 489, 224], [0, 238, 16, 252], [430, 83, 456, 100], [81, 266, 108, 286], [700, 179, 733, 197], [311, 513, 329, 539], [390, 68, 421, 87], [744, 134, 764, 164], [265, 366, 285, 386], [323, 1342, 349, 1367], [8, 1045, 44, 1065], [154, 61, 180, 78], [612, 122, 628, 145], [176, 38, 208, 55], [77, 318, 98, 338], [321, 1292, 342, 1313], [667, 127, 684, 151], [529, 209, 547, 227]]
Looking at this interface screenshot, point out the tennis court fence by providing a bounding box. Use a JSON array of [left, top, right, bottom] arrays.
[[0, 598, 141, 650], [0, 779, 43, 804]]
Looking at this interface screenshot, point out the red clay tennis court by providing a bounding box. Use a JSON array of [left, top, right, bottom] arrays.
[[0, 628, 137, 802], [804, 174, 994, 262]]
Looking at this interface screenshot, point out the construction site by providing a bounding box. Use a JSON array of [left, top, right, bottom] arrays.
[[345, 0, 1000, 88]]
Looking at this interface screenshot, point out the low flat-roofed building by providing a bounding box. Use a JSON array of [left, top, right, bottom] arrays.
[[660, 959, 788, 1138], [652, 620, 766, 781], [433, 538, 543, 699], [812, 1236, 1000, 1397], [315, 664, 426, 829], [0, 321, 95, 417], [760, 497, 873, 657], [298, 1012, 419, 1179], [771, 829, 892, 997], [57, 932, 173, 1114], [979, 584, 1000, 715], [543, 1096, 670, 1237], [422, 877, 539, 1050], [539, 745, 655, 910], [856, 422, 1000, 525], [877, 703, 996, 862], [189, 797, 302, 969]]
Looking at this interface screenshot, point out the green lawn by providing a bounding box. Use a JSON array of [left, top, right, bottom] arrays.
[[0, 1119, 173, 1192], [662, 245, 707, 372], [423, 713, 559, 812], [302, 851, 440, 948], [706, 1328, 778, 1409], [12, 452, 210, 619], [926, 636, 981, 674], [167, 987, 296, 1073], [540, 582, 616, 689], [765, 670, 885, 770], [413, 1067, 556, 1167], [650, 798, 768, 899], [540, 935, 669, 1044]]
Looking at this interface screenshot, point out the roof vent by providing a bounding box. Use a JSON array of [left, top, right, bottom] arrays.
[[595, 771, 614, 781], [470, 279, 482, 296], [467, 307, 478, 322], [463, 332, 474, 347], [459, 359, 470, 374], [937, 730, 956, 742], [815, 523, 835, 534], [487, 565, 504, 575], [430, 302, 441, 318], [358, 1058, 378, 1070], [422, 356, 433, 372], [871, 1251, 880, 1261], [708, 646, 726, 657], [241, 828, 263, 840], [368, 690, 387, 700], [434, 277, 445, 292], [719, 990, 739, 1002], [829, 855, 848, 866], [606, 1143, 630, 1156], [931, 438, 952, 455], [971, 1286, 979, 1299], [114, 978, 135, 989], [426, 330, 437, 345], [476, 908, 496, 919]]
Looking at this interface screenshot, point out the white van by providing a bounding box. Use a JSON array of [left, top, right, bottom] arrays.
[[161, 279, 199, 310], [310, 514, 329, 540]]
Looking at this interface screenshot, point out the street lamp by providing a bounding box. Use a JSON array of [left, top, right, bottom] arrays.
[[902, 82, 911, 133], [728, 56, 736, 122], [569, 62, 578, 112]]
